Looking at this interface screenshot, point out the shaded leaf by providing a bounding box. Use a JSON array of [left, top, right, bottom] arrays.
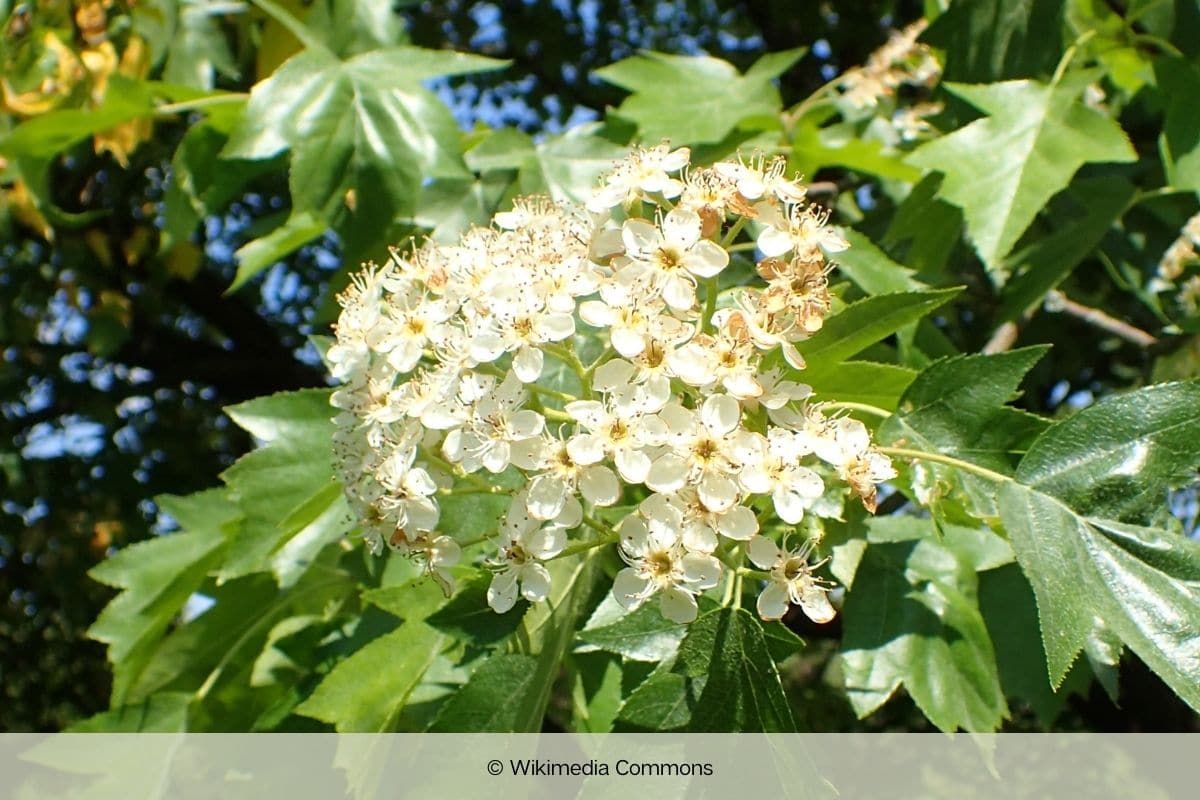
[[576, 596, 688, 662], [428, 654, 541, 731], [841, 517, 1008, 732], [426, 573, 529, 645], [978, 564, 1091, 726], [674, 608, 797, 732], [614, 671, 699, 732], [924, 0, 1064, 82], [998, 176, 1135, 321], [88, 489, 238, 704], [296, 621, 446, 732]]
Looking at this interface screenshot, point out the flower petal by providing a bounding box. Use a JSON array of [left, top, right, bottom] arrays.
[[520, 563, 552, 602], [660, 587, 699, 623], [488, 570, 520, 613], [756, 582, 790, 621], [613, 568, 651, 611], [747, 535, 781, 570], [580, 465, 620, 506], [512, 345, 544, 383]]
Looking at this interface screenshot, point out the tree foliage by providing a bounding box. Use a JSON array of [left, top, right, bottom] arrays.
[[2, 0, 1199, 732]]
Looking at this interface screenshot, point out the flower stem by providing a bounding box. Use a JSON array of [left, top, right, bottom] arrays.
[[554, 530, 618, 560], [720, 216, 748, 249], [876, 446, 1009, 483], [701, 276, 720, 335], [542, 342, 592, 397], [820, 401, 892, 419]]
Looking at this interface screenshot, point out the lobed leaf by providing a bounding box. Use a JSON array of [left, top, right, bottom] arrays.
[[907, 78, 1136, 272]]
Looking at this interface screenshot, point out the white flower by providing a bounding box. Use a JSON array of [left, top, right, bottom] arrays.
[[524, 437, 620, 521], [643, 489, 756, 553], [579, 270, 674, 359], [646, 395, 748, 511], [739, 428, 824, 524], [565, 399, 667, 485], [468, 287, 576, 383], [747, 535, 834, 623], [375, 446, 441, 531], [593, 354, 677, 416], [622, 209, 729, 310], [669, 317, 762, 399], [487, 496, 571, 612], [369, 289, 454, 374], [587, 143, 691, 212], [442, 372, 545, 473], [387, 529, 462, 597], [810, 415, 897, 512], [713, 154, 806, 206], [612, 512, 722, 623], [758, 206, 849, 261]]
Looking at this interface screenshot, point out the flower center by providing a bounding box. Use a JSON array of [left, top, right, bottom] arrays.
[[783, 556, 809, 582], [656, 246, 685, 272], [505, 542, 530, 565], [646, 550, 675, 578], [692, 437, 719, 462]]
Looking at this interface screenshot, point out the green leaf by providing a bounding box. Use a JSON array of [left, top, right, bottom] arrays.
[[0, 76, 158, 160], [614, 671, 699, 732], [430, 553, 604, 731], [674, 608, 797, 732], [163, 0, 242, 89], [570, 652, 625, 733], [744, 47, 807, 81], [222, 46, 504, 236], [231, 211, 326, 291], [595, 51, 784, 145], [88, 489, 238, 704], [576, 596, 689, 662], [521, 123, 632, 206], [881, 173, 963, 275], [1016, 381, 1200, 523], [795, 288, 961, 367], [882, 347, 1050, 476], [296, 621, 446, 732], [428, 654, 541, 731], [978, 564, 1091, 726], [841, 517, 1008, 732], [426, 573, 529, 645], [791, 117, 922, 182], [218, 389, 340, 581], [923, 0, 1064, 82], [802, 361, 917, 411], [836, 230, 926, 295], [1158, 58, 1200, 192], [67, 692, 192, 732], [128, 568, 353, 725], [907, 79, 1136, 271], [998, 176, 1135, 321], [997, 483, 1200, 710]]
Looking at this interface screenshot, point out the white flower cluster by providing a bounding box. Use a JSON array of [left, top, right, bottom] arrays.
[[837, 20, 943, 142], [330, 145, 896, 624], [1152, 211, 1200, 317]]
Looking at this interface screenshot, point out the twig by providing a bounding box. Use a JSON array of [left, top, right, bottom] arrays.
[[1044, 291, 1158, 347]]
